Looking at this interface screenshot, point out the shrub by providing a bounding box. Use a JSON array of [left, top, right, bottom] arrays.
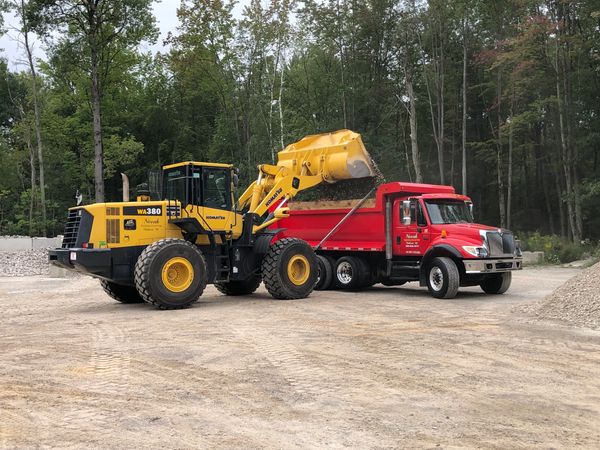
[[520, 232, 593, 264]]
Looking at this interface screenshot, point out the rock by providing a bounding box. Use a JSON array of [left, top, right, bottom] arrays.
[[0, 249, 51, 277], [522, 251, 545, 266], [525, 262, 600, 329]]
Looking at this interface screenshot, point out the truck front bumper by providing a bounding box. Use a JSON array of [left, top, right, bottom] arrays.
[[49, 247, 142, 285], [463, 258, 523, 274]]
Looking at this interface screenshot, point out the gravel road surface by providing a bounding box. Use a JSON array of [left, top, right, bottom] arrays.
[[1, 267, 598, 449]]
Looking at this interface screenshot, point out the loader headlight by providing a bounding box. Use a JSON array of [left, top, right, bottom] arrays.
[[462, 246, 488, 258]]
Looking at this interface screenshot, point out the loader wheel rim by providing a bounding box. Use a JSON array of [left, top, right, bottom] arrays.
[[161, 257, 194, 293], [287, 255, 310, 286]]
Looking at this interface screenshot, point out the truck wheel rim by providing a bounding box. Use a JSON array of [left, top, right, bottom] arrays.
[[337, 261, 353, 285], [429, 266, 444, 291], [161, 257, 194, 292], [287, 255, 310, 286]]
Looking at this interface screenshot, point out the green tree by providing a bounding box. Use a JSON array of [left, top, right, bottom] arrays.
[[30, 0, 157, 202]]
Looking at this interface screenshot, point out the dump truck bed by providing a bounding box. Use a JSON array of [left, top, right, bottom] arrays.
[[276, 182, 457, 252]]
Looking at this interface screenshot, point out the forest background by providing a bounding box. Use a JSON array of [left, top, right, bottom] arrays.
[[0, 0, 599, 262]]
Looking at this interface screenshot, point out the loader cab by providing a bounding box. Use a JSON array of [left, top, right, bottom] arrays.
[[162, 162, 235, 211]]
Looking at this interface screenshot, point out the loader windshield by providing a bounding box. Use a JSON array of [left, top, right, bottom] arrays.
[[425, 200, 474, 225]]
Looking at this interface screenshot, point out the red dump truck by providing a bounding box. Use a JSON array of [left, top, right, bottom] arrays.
[[274, 182, 522, 298]]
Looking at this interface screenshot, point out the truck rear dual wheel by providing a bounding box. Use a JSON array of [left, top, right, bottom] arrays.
[[215, 276, 262, 296], [334, 256, 370, 290], [100, 280, 144, 304], [426, 257, 460, 299], [262, 238, 318, 300], [315, 255, 335, 290], [480, 272, 512, 294], [134, 239, 207, 309]]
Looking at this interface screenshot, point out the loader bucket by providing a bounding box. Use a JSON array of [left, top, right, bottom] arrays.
[[276, 130, 377, 183]]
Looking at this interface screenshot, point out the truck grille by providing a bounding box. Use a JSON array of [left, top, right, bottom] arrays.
[[485, 231, 515, 256], [61, 209, 82, 248]]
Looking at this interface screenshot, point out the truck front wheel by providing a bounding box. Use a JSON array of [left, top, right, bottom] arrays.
[[426, 257, 460, 299], [134, 239, 207, 309], [480, 272, 512, 294], [262, 238, 318, 300]]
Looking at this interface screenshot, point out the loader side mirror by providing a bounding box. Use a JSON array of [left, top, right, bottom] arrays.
[[402, 200, 412, 226]]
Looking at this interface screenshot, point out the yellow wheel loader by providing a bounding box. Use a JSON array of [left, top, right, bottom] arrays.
[[49, 130, 377, 309]]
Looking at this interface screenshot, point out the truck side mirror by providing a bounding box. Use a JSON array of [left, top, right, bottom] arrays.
[[467, 202, 474, 219], [402, 200, 412, 225]]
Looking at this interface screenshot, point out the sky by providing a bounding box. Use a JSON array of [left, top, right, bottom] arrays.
[[0, 1, 188, 70]]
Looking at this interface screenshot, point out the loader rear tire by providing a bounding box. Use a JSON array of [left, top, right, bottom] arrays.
[[215, 276, 261, 296], [100, 280, 144, 304], [315, 255, 334, 290], [134, 239, 207, 310], [262, 238, 318, 300]]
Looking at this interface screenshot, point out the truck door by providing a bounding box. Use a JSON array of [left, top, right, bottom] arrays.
[[393, 198, 429, 256]]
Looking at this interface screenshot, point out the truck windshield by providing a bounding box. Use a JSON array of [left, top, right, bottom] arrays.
[[425, 200, 473, 225]]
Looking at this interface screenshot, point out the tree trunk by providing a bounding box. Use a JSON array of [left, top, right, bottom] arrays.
[[497, 71, 506, 228], [25, 126, 36, 236], [507, 103, 513, 230], [555, 46, 577, 241], [461, 17, 468, 195], [90, 45, 105, 202], [406, 75, 422, 183], [278, 55, 285, 150], [22, 1, 46, 236]]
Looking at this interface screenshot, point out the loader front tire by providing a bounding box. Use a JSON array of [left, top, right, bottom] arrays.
[[134, 239, 207, 309], [215, 276, 262, 296], [100, 280, 144, 304], [262, 238, 318, 300]]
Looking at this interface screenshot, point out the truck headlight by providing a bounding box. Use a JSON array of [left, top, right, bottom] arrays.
[[463, 246, 488, 258]]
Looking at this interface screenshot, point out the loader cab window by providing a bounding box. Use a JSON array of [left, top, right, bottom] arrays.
[[164, 165, 232, 210], [202, 168, 231, 210], [164, 168, 188, 205]]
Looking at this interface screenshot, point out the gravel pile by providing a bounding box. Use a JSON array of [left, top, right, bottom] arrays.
[[526, 262, 600, 329], [0, 249, 50, 277]]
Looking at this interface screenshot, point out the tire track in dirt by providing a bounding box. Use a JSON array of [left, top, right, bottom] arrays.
[[59, 321, 132, 435], [227, 317, 340, 403]]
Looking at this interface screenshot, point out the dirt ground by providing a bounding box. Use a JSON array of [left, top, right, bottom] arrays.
[[1, 267, 599, 449]]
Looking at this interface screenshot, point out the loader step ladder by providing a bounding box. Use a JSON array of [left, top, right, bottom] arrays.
[[214, 237, 231, 282]]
